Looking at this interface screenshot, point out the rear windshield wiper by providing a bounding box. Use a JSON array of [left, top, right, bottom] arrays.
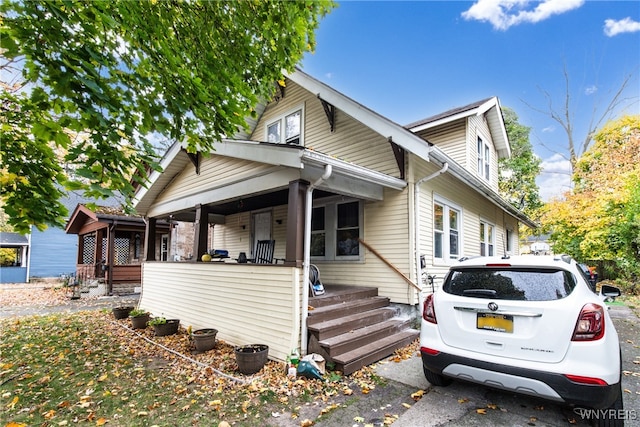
[[462, 289, 497, 298]]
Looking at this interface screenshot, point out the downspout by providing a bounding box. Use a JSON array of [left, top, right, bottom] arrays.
[[301, 164, 332, 355], [414, 162, 448, 295]]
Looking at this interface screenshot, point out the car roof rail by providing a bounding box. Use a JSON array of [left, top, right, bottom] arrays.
[[554, 254, 573, 264]]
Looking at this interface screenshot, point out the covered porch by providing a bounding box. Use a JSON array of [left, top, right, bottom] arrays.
[[136, 141, 409, 363]]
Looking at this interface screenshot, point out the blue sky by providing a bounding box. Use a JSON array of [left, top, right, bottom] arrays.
[[300, 0, 640, 201]]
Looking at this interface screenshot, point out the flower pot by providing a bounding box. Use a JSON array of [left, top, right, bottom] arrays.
[[235, 344, 269, 374], [191, 328, 218, 352], [112, 306, 134, 320], [152, 319, 180, 336], [130, 313, 150, 329]]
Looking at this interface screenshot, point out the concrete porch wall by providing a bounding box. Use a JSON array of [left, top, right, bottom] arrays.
[[140, 262, 303, 362]]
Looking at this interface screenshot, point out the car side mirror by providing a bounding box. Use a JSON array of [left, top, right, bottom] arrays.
[[600, 284, 621, 298]]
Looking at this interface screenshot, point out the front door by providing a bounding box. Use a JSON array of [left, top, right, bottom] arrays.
[[251, 211, 272, 257]]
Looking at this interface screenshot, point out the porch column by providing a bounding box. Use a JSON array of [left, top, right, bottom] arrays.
[[285, 179, 309, 267], [145, 218, 157, 261], [106, 225, 115, 295], [194, 204, 210, 261]]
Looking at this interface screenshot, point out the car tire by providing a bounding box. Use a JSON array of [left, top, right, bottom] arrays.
[[423, 365, 452, 387], [593, 382, 623, 427]]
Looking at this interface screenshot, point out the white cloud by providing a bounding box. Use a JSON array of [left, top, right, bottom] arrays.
[[462, 0, 585, 31], [604, 17, 640, 37], [584, 85, 598, 95], [537, 153, 573, 201], [542, 125, 555, 133]]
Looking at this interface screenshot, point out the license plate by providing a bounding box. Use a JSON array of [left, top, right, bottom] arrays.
[[477, 313, 513, 333]]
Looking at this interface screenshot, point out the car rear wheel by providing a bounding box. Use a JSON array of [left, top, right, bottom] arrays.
[[593, 382, 623, 427], [423, 365, 452, 386]]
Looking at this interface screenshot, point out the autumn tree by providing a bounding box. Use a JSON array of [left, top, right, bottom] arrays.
[[0, 0, 334, 234], [541, 115, 640, 284], [498, 107, 543, 231]]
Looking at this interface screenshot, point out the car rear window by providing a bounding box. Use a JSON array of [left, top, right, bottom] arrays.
[[443, 267, 577, 301]]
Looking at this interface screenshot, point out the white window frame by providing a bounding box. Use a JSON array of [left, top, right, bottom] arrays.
[[480, 220, 495, 256], [310, 196, 363, 262], [265, 105, 304, 146], [505, 227, 514, 255], [477, 134, 490, 181], [433, 196, 463, 264]]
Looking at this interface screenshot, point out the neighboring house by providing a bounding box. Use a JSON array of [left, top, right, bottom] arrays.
[[0, 232, 31, 283], [522, 233, 553, 255], [65, 204, 171, 295], [29, 191, 118, 278], [131, 69, 536, 369]]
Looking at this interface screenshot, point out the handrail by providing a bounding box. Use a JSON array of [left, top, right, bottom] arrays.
[[358, 238, 421, 292]]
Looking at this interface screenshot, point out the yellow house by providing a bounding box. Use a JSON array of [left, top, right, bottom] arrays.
[[132, 69, 535, 374]]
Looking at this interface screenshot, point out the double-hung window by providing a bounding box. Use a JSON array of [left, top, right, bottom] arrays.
[[480, 221, 495, 256], [311, 199, 362, 261], [267, 107, 302, 145], [434, 199, 461, 262], [477, 136, 490, 181]]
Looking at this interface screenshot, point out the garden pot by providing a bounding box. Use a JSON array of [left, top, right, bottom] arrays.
[[235, 344, 269, 374], [152, 319, 180, 336], [191, 328, 218, 352], [112, 306, 134, 320], [130, 313, 150, 329]]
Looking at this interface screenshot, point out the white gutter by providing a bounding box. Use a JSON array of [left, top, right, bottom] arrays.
[[301, 164, 332, 355], [414, 163, 448, 295]]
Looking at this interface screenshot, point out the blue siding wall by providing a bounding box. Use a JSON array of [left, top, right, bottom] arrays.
[[30, 227, 77, 278]]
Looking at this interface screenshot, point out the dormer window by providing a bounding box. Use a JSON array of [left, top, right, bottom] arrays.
[[266, 107, 303, 145], [477, 136, 490, 181]]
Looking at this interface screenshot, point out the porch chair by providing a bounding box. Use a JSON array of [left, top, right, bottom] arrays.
[[309, 264, 325, 296], [248, 240, 276, 264]]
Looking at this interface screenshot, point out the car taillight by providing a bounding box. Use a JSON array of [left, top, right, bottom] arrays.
[[423, 294, 437, 324], [571, 303, 605, 341], [564, 374, 608, 386]]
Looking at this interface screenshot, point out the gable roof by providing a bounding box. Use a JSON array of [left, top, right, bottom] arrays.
[[404, 96, 511, 159], [133, 68, 534, 228], [65, 204, 169, 234]]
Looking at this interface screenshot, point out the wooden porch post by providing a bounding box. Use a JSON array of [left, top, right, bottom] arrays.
[[106, 225, 115, 295], [285, 180, 309, 267], [145, 218, 157, 261], [194, 204, 210, 261]]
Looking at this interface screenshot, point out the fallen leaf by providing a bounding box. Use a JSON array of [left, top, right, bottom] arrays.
[[411, 390, 424, 400], [402, 403, 412, 409], [96, 418, 107, 426], [300, 419, 314, 427], [476, 408, 487, 415]]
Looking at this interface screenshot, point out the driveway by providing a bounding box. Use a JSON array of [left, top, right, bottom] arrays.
[[368, 304, 639, 427]]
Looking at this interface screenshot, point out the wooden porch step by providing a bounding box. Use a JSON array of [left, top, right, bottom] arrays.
[[307, 306, 398, 341], [318, 317, 414, 356], [332, 329, 420, 375], [307, 296, 391, 325], [309, 285, 379, 309]]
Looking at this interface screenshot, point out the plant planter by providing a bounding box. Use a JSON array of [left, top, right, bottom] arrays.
[[130, 313, 150, 329], [112, 306, 134, 320], [152, 319, 180, 336], [191, 328, 218, 352], [235, 344, 269, 374]]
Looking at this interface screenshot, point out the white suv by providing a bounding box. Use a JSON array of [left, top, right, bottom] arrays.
[[420, 255, 623, 426]]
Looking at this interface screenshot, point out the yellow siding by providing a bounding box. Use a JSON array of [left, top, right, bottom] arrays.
[[140, 262, 302, 362], [410, 155, 520, 291], [154, 156, 274, 205], [252, 81, 400, 177], [413, 120, 467, 166], [313, 187, 413, 304]]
